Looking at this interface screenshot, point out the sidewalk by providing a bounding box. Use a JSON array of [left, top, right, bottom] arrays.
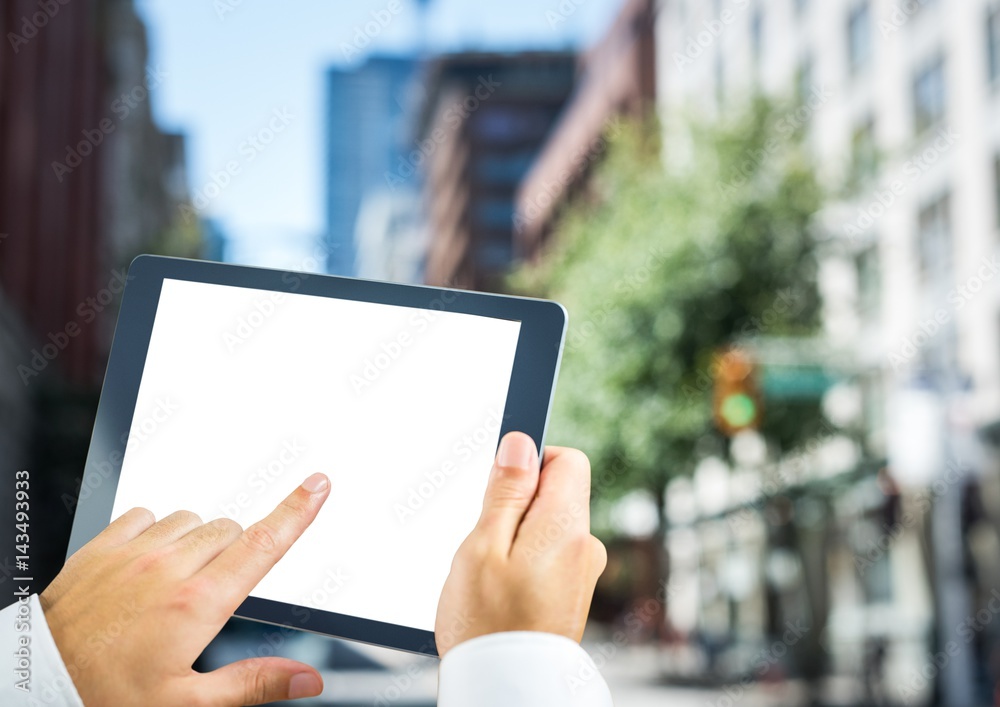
[[590, 643, 805, 707]]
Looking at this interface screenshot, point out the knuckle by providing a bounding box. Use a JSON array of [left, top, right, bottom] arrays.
[[561, 448, 591, 475], [243, 661, 271, 704], [205, 517, 242, 542], [457, 533, 493, 565], [496, 456, 533, 477], [127, 507, 156, 527], [132, 545, 174, 573], [168, 509, 203, 527], [179, 509, 203, 523], [490, 474, 534, 506], [171, 576, 211, 611], [241, 522, 280, 554], [567, 531, 593, 552], [282, 493, 311, 516], [590, 536, 608, 570]]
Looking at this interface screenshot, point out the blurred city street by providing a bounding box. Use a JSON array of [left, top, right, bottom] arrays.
[[3, 0, 1000, 704]]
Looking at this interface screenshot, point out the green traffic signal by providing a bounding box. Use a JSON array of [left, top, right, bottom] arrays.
[[720, 392, 758, 429]]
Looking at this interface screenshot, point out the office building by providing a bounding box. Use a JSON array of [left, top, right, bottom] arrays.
[[0, 0, 190, 593], [324, 56, 421, 276], [655, 0, 1000, 701], [515, 0, 658, 258], [416, 51, 577, 290]]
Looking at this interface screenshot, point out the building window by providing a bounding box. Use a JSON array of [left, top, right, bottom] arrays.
[[994, 154, 1000, 231], [796, 55, 813, 106], [847, 2, 872, 75], [856, 246, 881, 321], [715, 49, 725, 106], [751, 9, 764, 68], [850, 116, 878, 187], [475, 152, 535, 185], [917, 192, 952, 283], [862, 537, 893, 603], [475, 235, 514, 269], [989, 7, 1000, 85], [472, 199, 515, 231], [913, 55, 947, 134]]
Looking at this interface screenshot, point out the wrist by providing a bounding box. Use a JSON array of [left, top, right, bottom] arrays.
[[445, 630, 582, 657]]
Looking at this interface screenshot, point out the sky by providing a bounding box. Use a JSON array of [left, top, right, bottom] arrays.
[[135, 0, 625, 267]]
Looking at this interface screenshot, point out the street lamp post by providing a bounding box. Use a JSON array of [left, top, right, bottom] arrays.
[[888, 375, 975, 706]]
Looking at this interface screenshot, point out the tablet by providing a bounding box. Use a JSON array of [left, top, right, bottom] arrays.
[[66, 255, 567, 656]]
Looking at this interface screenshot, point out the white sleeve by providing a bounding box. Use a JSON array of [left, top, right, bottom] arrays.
[[0, 594, 84, 706], [438, 631, 613, 706]]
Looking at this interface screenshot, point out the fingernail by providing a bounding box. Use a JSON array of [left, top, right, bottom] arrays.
[[301, 473, 329, 494], [497, 433, 536, 470], [288, 671, 322, 699]]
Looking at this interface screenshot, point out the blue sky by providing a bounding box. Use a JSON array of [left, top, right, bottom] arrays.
[[135, 0, 625, 267]]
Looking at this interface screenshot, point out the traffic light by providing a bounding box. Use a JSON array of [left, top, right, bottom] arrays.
[[712, 346, 762, 436]]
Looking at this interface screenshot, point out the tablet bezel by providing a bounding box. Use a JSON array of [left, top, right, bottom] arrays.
[[65, 254, 567, 657]]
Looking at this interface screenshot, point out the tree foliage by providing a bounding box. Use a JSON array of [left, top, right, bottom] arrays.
[[510, 98, 827, 509]]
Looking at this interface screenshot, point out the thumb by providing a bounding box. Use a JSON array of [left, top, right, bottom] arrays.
[[475, 431, 540, 546], [196, 657, 323, 705]]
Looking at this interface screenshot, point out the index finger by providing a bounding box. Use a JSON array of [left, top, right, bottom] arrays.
[[520, 446, 591, 536], [198, 473, 331, 611]]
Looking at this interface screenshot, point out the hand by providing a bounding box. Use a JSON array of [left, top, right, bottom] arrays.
[[435, 432, 607, 655], [40, 473, 332, 706]]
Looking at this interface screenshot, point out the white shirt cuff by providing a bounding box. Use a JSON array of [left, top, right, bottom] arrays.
[[0, 594, 84, 706], [2, 598, 615, 707], [438, 631, 613, 706]]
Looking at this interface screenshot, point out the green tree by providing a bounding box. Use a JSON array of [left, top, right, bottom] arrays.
[[511, 98, 828, 525]]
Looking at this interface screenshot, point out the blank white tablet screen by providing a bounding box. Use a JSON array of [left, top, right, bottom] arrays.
[[110, 278, 522, 632]]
